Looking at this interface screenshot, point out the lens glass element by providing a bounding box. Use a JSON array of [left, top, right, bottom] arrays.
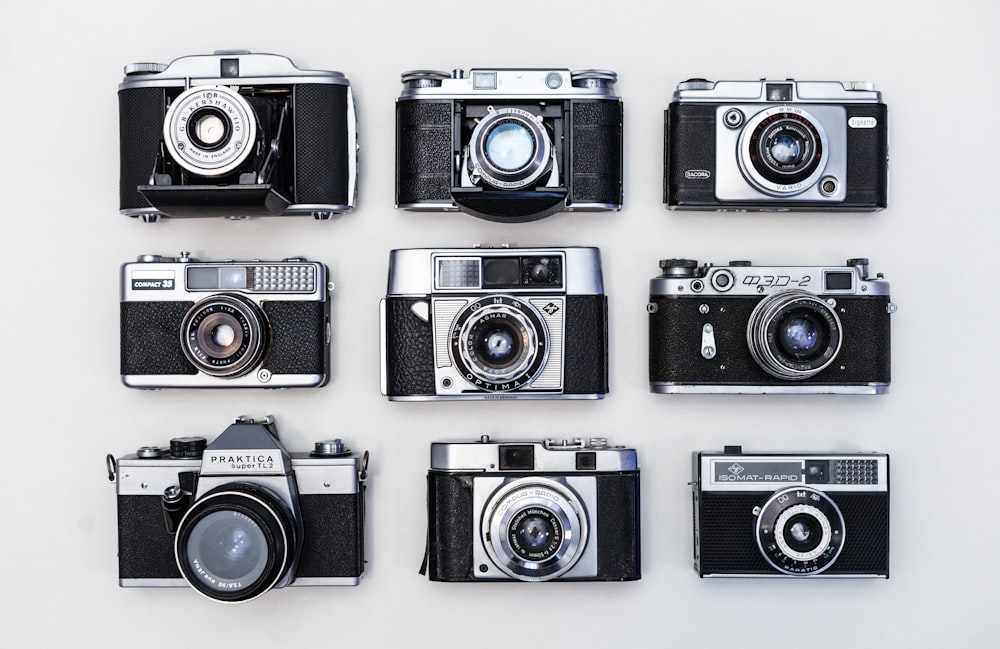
[[185, 510, 268, 585], [769, 134, 802, 165], [508, 507, 563, 562], [781, 316, 820, 355], [485, 121, 536, 172], [476, 323, 520, 367]]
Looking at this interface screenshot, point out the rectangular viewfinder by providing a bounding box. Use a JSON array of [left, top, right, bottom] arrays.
[[473, 71, 497, 90], [765, 83, 793, 102], [499, 445, 534, 471], [482, 257, 521, 288], [824, 271, 854, 291], [187, 267, 248, 290]]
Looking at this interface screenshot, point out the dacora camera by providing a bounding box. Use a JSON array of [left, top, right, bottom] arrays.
[[423, 435, 640, 582], [119, 50, 357, 222], [108, 416, 368, 603], [664, 78, 888, 211]]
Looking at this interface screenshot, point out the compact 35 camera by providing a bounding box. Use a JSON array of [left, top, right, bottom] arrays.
[[119, 50, 357, 221], [423, 436, 640, 582], [120, 252, 331, 388], [380, 246, 609, 400], [664, 79, 887, 210], [648, 258, 893, 394], [693, 446, 889, 578], [109, 416, 367, 602], [396, 68, 623, 222]]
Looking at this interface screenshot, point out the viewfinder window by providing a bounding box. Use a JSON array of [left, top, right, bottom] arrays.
[[499, 445, 534, 471], [766, 83, 793, 102]]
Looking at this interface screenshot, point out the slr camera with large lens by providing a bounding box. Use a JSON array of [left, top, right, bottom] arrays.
[[693, 446, 889, 578], [380, 246, 609, 400], [648, 258, 893, 394], [109, 416, 367, 602], [119, 50, 357, 222], [423, 436, 640, 582], [396, 68, 623, 222], [664, 79, 888, 211], [120, 252, 330, 388]]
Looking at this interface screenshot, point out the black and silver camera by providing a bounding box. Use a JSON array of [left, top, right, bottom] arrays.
[[648, 258, 894, 394], [119, 50, 357, 222], [380, 246, 609, 400], [396, 68, 623, 222], [120, 252, 331, 388], [693, 446, 889, 578], [424, 436, 640, 582], [109, 416, 367, 602], [664, 79, 887, 211]]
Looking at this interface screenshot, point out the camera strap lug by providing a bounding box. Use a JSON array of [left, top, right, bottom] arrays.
[[106, 454, 117, 482], [359, 450, 369, 482], [701, 323, 717, 359]]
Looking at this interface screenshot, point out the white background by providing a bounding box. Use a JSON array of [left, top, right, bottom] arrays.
[[1, 1, 996, 646]]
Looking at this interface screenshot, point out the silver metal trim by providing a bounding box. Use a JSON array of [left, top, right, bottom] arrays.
[[651, 382, 889, 395], [399, 68, 619, 100], [430, 437, 637, 472], [673, 79, 881, 103], [700, 573, 886, 579], [699, 454, 888, 492], [120, 52, 350, 90], [119, 576, 362, 588], [649, 261, 890, 297], [122, 373, 326, 389], [388, 393, 603, 401]]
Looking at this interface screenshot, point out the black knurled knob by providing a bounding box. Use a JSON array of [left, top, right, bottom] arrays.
[[170, 436, 208, 458]]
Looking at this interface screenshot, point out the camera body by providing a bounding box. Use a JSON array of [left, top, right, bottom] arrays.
[[648, 258, 893, 394], [381, 246, 609, 400], [396, 68, 623, 222], [424, 436, 640, 582], [665, 79, 887, 211], [693, 446, 889, 578], [120, 252, 330, 388], [111, 416, 367, 602], [119, 50, 357, 222]]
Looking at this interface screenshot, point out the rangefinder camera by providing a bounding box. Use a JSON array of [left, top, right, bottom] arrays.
[[119, 50, 357, 222], [120, 252, 331, 388], [664, 79, 888, 211], [648, 258, 894, 394], [396, 68, 623, 222], [380, 246, 609, 400], [109, 416, 367, 602], [693, 446, 889, 578], [424, 436, 640, 582]]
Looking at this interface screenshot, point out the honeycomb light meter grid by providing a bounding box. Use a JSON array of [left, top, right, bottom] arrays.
[[437, 259, 481, 289], [252, 265, 316, 292]]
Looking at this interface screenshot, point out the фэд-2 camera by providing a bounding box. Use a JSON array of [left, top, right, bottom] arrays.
[[380, 246, 609, 400], [665, 78, 887, 211], [693, 446, 889, 578], [648, 258, 894, 394], [119, 51, 357, 221], [120, 252, 331, 388], [423, 436, 640, 582], [109, 416, 367, 602], [396, 68, 623, 222]]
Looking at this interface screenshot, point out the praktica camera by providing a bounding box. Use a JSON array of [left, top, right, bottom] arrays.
[[119, 50, 357, 221], [664, 79, 887, 211], [109, 416, 367, 602], [424, 436, 640, 582], [693, 446, 889, 577], [396, 68, 623, 222], [648, 258, 893, 394], [380, 246, 609, 400], [120, 252, 331, 388]]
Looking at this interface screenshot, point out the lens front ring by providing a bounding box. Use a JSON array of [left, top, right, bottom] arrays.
[[450, 296, 549, 391], [746, 290, 842, 380], [756, 487, 845, 576], [468, 107, 553, 190], [174, 484, 295, 603], [737, 106, 828, 196], [163, 85, 258, 177], [481, 477, 588, 582], [180, 294, 269, 378]]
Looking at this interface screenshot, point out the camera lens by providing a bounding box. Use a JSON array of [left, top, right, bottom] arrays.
[[163, 85, 258, 177], [746, 290, 842, 380], [175, 483, 295, 603], [469, 107, 553, 190], [476, 322, 521, 367], [453, 298, 548, 390], [782, 513, 823, 553], [738, 107, 828, 196], [485, 121, 536, 172], [482, 478, 588, 581], [181, 294, 268, 378], [756, 487, 845, 576], [768, 134, 801, 165]]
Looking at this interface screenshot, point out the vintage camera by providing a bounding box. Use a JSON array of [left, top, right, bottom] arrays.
[[381, 246, 609, 400], [648, 258, 894, 394], [396, 68, 623, 222], [120, 252, 330, 388], [109, 416, 367, 602], [664, 79, 888, 211], [424, 436, 639, 582], [693, 446, 889, 578], [119, 50, 357, 222]]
